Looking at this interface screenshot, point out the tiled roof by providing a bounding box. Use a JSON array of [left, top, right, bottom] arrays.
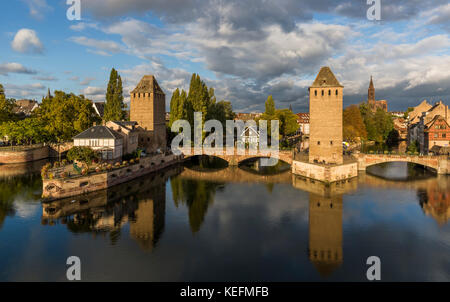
[[311, 67, 343, 88], [73, 125, 122, 140], [296, 112, 310, 123], [131, 75, 164, 94]]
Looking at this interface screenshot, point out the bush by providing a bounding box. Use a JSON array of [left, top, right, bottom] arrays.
[[122, 160, 128, 166], [67, 146, 99, 166], [95, 166, 101, 173], [81, 168, 88, 175], [115, 162, 121, 167], [130, 159, 135, 164], [61, 159, 68, 166], [61, 172, 68, 178]]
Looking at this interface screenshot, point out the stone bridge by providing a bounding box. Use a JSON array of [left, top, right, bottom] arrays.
[[355, 153, 449, 175], [180, 148, 294, 165]]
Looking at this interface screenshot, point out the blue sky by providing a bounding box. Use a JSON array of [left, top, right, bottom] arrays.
[[1, 0, 450, 112]]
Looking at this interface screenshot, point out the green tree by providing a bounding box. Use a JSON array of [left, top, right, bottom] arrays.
[[276, 108, 299, 137], [0, 84, 16, 124], [359, 103, 393, 143], [67, 146, 99, 167], [259, 95, 279, 137], [169, 88, 180, 127], [343, 105, 367, 142], [104, 68, 125, 122], [265, 95, 276, 116]]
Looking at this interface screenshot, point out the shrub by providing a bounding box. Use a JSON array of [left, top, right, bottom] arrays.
[[115, 162, 120, 167], [122, 160, 128, 166], [81, 168, 88, 175], [61, 159, 68, 166], [53, 161, 60, 168], [61, 172, 68, 178], [130, 159, 135, 164], [107, 164, 113, 171], [95, 166, 101, 173], [67, 146, 99, 166], [48, 173, 54, 179]]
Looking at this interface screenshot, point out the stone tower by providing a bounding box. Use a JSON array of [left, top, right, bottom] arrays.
[[308, 192, 343, 277], [309, 67, 343, 165], [130, 75, 166, 152]]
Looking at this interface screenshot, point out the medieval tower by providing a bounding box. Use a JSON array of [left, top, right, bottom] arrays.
[[309, 67, 343, 165], [130, 75, 166, 152], [368, 76, 375, 104]]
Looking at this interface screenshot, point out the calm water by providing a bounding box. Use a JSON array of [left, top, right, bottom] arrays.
[[0, 159, 449, 281]]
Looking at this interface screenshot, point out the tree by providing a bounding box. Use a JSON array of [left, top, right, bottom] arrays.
[[169, 88, 180, 127], [276, 109, 299, 137], [104, 68, 125, 122], [343, 105, 367, 142], [35, 90, 98, 143], [67, 146, 99, 167], [264, 95, 276, 116], [0, 84, 16, 124], [359, 103, 393, 143], [407, 140, 419, 153]]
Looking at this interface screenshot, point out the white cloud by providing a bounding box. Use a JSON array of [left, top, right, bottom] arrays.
[[22, 0, 52, 19], [0, 62, 36, 75], [69, 36, 123, 55], [4, 83, 46, 99], [81, 86, 106, 101], [11, 29, 44, 54]]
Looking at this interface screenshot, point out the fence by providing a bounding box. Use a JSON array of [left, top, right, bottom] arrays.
[[0, 143, 45, 152]]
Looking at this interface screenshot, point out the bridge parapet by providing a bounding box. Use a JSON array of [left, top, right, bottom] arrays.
[[179, 147, 293, 165], [355, 153, 449, 174]]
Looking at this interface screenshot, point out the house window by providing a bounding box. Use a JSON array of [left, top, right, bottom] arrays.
[[443, 134, 447, 138], [434, 134, 438, 138]]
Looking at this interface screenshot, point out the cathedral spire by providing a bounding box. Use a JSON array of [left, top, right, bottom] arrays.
[[368, 76, 375, 102]]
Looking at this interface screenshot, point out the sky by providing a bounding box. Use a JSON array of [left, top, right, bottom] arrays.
[[1, 0, 450, 112]]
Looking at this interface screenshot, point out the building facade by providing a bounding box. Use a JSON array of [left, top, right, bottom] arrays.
[[73, 125, 124, 160], [424, 115, 450, 152], [130, 75, 167, 153], [309, 67, 343, 165], [296, 112, 310, 135]]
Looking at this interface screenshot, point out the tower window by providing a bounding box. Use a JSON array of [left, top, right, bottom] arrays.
[[317, 141, 320, 145], [321, 90, 324, 96], [314, 90, 317, 96], [330, 140, 333, 145], [336, 89, 338, 96], [328, 90, 331, 96]]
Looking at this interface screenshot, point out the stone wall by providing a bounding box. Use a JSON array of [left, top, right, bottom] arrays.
[[0, 146, 49, 164], [292, 160, 358, 183], [42, 153, 182, 200]]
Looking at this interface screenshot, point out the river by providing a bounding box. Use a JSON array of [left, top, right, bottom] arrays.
[[0, 158, 449, 281]]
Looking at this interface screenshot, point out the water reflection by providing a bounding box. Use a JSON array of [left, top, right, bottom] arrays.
[[42, 166, 181, 251], [0, 157, 449, 281], [239, 158, 291, 175]]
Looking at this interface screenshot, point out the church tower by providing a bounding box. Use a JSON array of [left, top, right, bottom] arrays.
[[309, 67, 343, 165], [130, 75, 166, 152], [368, 76, 375, 103]]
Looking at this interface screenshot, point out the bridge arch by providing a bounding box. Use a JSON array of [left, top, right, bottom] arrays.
[[356, 154, 444, 173]]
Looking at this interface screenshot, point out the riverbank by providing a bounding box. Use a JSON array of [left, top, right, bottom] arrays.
[[42, 153, 183, 201]]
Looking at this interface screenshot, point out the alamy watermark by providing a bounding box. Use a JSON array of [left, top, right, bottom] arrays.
[[367, 0, 381, 21], [66, 0, 81, 21], [66, 256, 81, 281], [366, 256, 381, 280], [171, 112, 280, 167]]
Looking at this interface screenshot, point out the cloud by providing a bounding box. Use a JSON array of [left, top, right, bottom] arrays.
[[69, 22, 99, 32], [81, 86, 106, 101], [0, 62, 37, 76], [69, 36, 123, 55], [22, 0, 52, 19], [33, 75, 57, 81], [4, 83, 46, 99], [11, 29, 44, 54], [80, 77, 96, 85]]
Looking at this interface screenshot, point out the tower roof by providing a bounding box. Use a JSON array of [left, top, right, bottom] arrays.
[[311, 67, 343, 88], [369, 76, 374, 89], [131, 75, 165, 95]]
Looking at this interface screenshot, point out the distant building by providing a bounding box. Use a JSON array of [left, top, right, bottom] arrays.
[[408, 100, 432, 124], [408, 100, 449, 152], [165, 112, 170, 123], [234, 112, 262, 121], [309, 67, 343, 165], [73, 125, 124, 160], [92, 102, 105, 118], [367, 76, 388, 112], [424, 115, 450, 153], [393, 117, 408, 140], [390, 111, 404, 118], [296, 113, 310, 135], [13, 99, 39, 117]]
